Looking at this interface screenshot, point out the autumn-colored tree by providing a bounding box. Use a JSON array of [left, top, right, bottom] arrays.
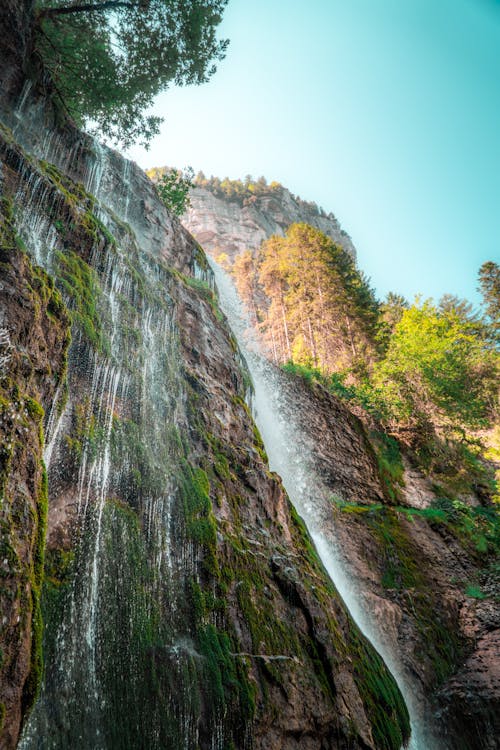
[[231, 223, 379, 373], [232, 250, 260, 326]]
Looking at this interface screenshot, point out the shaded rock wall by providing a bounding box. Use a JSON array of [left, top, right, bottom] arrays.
[[0, 200, 70, 747], [273, 373, 500, 750]]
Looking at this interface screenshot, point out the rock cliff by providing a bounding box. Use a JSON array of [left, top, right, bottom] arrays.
[[183, 183, 357, 262], [204, 258, 500, 750], [0, 4, 410, 749], [274, 374, 500, 749]]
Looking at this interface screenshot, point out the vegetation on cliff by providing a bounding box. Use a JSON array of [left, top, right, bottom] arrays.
[[232, 223, 378, 373], [227, 223, 499, 507], [0, 188, 71, 740]]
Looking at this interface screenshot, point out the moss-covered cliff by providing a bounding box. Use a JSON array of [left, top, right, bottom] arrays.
[[263, 370, 500, 750], [0, 189, 70, 746], [0, 4, 411, 749]]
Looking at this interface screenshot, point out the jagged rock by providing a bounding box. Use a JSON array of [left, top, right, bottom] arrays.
[[0, 223, 70, 747], [183, 184, 356, 262], [268, 371, 500, 749]]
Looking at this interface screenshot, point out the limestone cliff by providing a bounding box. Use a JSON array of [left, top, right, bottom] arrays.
[[0, 4, 410, 749], [183, 182, 356, 262]]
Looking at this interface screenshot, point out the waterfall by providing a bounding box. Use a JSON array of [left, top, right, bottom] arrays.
[[14, 145, 204, 749], [4, 103, 419, 746], [208, 258, 433, 750]]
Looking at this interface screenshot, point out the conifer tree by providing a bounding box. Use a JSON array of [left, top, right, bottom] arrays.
[[234, 223, 379, 374]]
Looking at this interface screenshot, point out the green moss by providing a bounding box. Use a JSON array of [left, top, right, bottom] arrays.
[[338, 501, 464, 685], [21, 463, 48, 719], [178, 460, 218, 575], [352, 631, 410, 750], [38, 160, 89, 208], [44, 548, 74, 587], [464, 584, 488, 599], [25, 397, 44, 422], [252, 424, 268, 463], [193, 243, 209, 272], [197, 623, 256, 722], [55, 249, 110, 354], [182, 275, 224, 322]]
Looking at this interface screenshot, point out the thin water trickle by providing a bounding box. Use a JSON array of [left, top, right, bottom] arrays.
[[208, 258, 432, 750]]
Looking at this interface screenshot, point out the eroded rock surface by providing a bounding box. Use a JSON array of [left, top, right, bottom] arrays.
[[183, 185, 357, 262], [273, 372, 500, 749]]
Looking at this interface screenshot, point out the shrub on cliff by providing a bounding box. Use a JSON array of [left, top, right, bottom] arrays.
[[156, 167, 194, 216], [373, 300, 499, 433]]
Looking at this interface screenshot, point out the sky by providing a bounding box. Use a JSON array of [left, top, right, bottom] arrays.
[[125, 0, 500, 308]]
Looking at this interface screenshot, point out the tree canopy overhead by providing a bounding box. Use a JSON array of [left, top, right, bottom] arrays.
[[34, 0, 229, 147]]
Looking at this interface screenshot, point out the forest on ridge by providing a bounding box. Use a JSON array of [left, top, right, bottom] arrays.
[[219, 221, 500, 506]]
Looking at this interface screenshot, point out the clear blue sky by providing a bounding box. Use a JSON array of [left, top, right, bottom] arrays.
[[125, 0, 500, 307]]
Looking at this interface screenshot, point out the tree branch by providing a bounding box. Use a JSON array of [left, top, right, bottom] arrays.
[[37, 1, 138, 19]]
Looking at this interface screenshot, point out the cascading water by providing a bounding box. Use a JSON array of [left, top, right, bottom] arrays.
[[13, 141, 217, 749], [208, 259, 433, 750], [2, 80, 417, 745]]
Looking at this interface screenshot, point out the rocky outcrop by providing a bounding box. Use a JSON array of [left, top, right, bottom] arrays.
[[0, 6, 410, 749], [0, 196, 70, 746], [271, 371, 500, 749], [183, 184, 357, 262]]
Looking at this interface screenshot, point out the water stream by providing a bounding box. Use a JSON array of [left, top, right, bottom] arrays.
[[209, 258, 430, 750], [14, 140, 204, 749], [5, 98, 434, 745]]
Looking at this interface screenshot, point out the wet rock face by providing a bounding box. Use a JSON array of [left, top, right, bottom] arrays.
[[0, 212, 70, 746], [154, 247, 411, 750], [276, 374, 500, 750], [0, 25, 410, 750], [437, 601, 500, 750], [183, 185, 357, 262]]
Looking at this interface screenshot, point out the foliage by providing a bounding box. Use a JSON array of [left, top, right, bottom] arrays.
[[428, 497, 500, 557], [156, 167, 194, 216], [34, 0, 229, 147], [377, 292, 409, 350], [195, 173, 273, 204], [232, 223, 379, 374], [373, 300, 499, 431], [484, 425, 500, 503], [464, 584, 487, 599], [478, 260, 500, 341]]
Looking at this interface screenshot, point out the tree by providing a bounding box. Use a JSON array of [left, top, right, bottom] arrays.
[[478, 261, 500, 341], [377, 293, 409, 349], [34, 0, 229, 147], [373, 301, 499, 431], [237, 223, 379, 373], [156, 167, 194, 216]]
